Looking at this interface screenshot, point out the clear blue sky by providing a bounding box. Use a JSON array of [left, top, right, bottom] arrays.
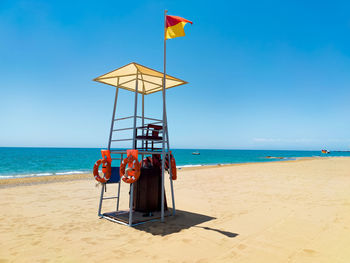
[[1, 0, 349, 150]]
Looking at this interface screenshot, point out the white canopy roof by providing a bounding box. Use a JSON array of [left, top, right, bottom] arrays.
[[93, 62, 188, 95]]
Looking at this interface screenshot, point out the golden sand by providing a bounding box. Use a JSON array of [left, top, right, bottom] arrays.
[[1, 157, 350, 262]]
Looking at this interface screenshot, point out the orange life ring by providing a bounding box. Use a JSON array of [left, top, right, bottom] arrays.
[[165, 154, 177, 180], [170, 155, 177, 180], [93, 159, 111, 183], [120, 155, 141, 184]]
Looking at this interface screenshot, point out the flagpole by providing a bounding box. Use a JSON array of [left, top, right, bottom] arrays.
[[160, 9, 168, 222], [163, 9, 167, 86], [163, 9, 167, 116]]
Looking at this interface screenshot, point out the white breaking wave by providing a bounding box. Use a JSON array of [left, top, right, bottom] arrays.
[[0, 173, 53, 179], [177, 164, 203, 168], [55, 171, 88, 175], [0, 171, 89, 179]]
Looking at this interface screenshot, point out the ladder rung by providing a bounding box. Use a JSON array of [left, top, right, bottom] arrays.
[[103, 196, 119, 200], [113, 127, 134, 131], [114, 116, 133, 121], [135, 138, 165, 142], [111, 139, 133, 142], [114, 116, 163, 122], [136, 116, 162, 122], [113, 127, 164, 132]]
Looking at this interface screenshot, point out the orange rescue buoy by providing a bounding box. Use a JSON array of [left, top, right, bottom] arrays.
[[93, 159, 111, 183], [170, 155, 177, 180], [120, 151, 141, 184], [165, 153, 177, 180]]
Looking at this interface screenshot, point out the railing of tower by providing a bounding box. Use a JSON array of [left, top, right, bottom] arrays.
[[108, 115, 168, 155]]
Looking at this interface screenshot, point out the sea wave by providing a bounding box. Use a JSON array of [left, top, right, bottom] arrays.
[[0, 170, 89, 179], [177, 164, 203, 168], [55, 171, 89, 175], [177, 163, 232, 168], [0, 173, 53, 179]]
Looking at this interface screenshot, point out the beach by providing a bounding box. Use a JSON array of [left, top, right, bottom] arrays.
[[1, 157, 350, 262]]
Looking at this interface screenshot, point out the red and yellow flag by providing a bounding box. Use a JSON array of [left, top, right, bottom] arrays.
[[165, 15, 193, 40]]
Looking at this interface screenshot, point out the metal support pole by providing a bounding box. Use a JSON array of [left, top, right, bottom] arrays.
[[129, 72, 139, 226], [107, 87, 120, 216], [129, 184, 134, 226], [117, 153, 123, 212], [108, 87, 119, 150], [161, 10, 168, 222], [142, 93, 145, 153], [98, 183, 105, 217], [161, 128, 166, 221], [132, 74, 139, 150], [165, 126, 176, 215], [116, 181, 121, 212]]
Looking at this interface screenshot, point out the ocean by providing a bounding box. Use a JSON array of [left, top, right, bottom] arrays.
[[1, 147, 349, 179]]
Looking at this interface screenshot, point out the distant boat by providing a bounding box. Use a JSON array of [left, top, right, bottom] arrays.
[[192, 152, 200, 155], [321, 149, 330, 154]]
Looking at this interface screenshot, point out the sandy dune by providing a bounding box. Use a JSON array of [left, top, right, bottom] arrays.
[[1, 157, 350, 262]]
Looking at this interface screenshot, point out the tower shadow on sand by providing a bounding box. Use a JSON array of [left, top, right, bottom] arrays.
[[134, 209, 239, 238]]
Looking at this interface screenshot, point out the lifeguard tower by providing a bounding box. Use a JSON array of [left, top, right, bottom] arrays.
[[92, 62, 187, 226]]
